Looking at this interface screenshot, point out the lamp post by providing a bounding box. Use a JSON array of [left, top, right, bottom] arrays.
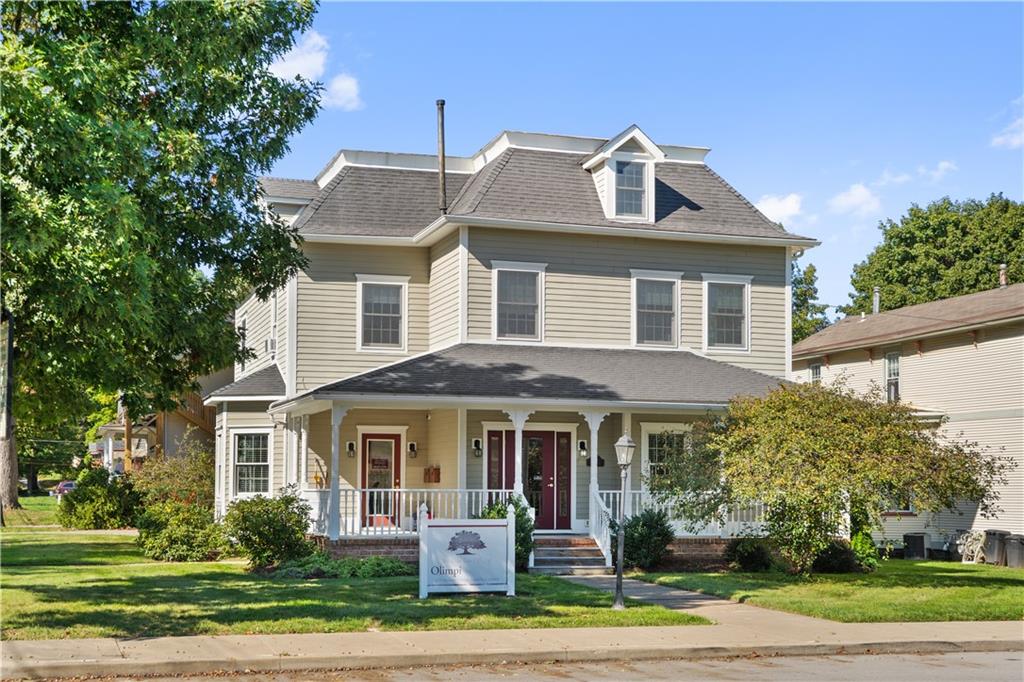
[[612, 433, 636, 610]]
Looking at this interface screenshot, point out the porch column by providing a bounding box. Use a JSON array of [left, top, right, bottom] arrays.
[[621, 411, 633, 516], [328, 403, 348, 541], [503, 410, 533, 496], [300, 415, 309, 487], [456, 408, 467, 516], [103, 434, 114, 469], [581, 411, 608, 511]]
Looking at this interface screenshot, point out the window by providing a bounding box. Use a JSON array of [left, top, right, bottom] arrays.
[[356, 275, 408, 351], [238, 317, 247, 372], [493, 262, 545, 341], [234, 432, 269, 495], [810, 363, 822, 382], [631, 270, 682, 347], [615, 161, 645, 217], [641, 423, 692, 489], [703, 274, 752, 351], [885, 352, 900, 402]]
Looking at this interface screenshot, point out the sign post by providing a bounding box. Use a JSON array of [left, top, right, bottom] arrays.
[[418, 503, 516, 598]]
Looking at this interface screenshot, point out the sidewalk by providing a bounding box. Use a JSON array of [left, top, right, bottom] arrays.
[[3, 577, 1021, 680]]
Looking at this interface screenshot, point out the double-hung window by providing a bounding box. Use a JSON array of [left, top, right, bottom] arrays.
[[641, 423, 692, 489], [356, 274, 409, 352], [631, 270, 681, 347], [809, 363, 822, 383], [615, 161, 645, 217], [885, 352, 900, 402], [234, 431, 270, 495], [493, 261, 545, 341], [703, 274, 752, 352]]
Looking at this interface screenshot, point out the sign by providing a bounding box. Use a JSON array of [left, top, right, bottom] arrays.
[[418, 503, 515, 598]]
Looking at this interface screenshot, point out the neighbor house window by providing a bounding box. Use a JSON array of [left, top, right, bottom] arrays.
[[632, 270, 682, 347], [493, 261, 546, 341], [356, 274, 409, 351], [810, 363, 822, 382], [234, 432, 270, 495], [885, 352, 900, 402], [703, 274, 752, 351], [615, 161, 645, 217]]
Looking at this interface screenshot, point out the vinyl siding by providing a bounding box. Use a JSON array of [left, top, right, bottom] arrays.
[[276, 284, 289, 392], [234, 293, 275, 378], [426, 409, 460, 488], [428, 231, 461, 349], [466, 227, 788, 376], [295, 243, 430, 391], [221, 401, 283, 502]]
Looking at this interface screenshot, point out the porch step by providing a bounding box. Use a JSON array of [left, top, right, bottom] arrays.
[[533, 547, 605, 559], [533, 556, 607, 567], [533, 535, 599, 547], [529, 565, 612, 576], [530, 535, 610, 575]]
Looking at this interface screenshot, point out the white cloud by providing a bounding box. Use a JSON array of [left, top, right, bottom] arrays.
[[917, 160, 958, 182], [991, 116, 1023, 149], [270, 30, 328, 81], [827, 183, 881, 216], [873, 169, 912, 187], [323, 73, 364, 111], [754, 193, 802, 223]]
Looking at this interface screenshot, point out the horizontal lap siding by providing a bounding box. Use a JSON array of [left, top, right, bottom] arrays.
[[235, 293, 274, 378], [428, 232, 461, 349], [296, 244, 430, 391], [276, 285, 289, 390], [466, 227, 788, 376], [222, 402, 283, 500], [426, 409, 460, 488]]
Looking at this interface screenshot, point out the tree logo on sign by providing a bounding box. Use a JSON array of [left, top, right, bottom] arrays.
[[448, 530, 486, 555]]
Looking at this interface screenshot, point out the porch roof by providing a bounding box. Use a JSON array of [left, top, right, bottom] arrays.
[[273, 343, 786, 411], [204, 364, 285, 403]]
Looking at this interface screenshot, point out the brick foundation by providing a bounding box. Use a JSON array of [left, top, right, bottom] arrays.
[[312, 536, 419, 565], [661, 537, 732, 571]]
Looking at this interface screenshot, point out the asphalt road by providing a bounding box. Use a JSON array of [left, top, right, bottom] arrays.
[[79, 651, 1024, 682]]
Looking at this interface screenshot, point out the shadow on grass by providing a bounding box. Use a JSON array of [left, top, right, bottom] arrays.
[[1, 537, 147, 567]]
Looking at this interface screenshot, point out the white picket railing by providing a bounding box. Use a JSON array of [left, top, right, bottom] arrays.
[[589, 489, 614, 567], [597, 489, 766, 538]]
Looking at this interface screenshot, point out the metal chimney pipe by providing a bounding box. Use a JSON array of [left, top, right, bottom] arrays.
[[872, 286, 880, 314], [999, 263, 1008, 288], [436, 99, 447, 214]]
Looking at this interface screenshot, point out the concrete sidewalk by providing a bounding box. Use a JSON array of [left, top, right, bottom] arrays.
[[3, 578, 1021, 680]]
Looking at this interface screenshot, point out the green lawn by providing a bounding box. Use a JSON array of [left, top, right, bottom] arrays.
[[3, 495, 59, 529], [637, 560, 1024, 622], [1, 531, 706, 640]]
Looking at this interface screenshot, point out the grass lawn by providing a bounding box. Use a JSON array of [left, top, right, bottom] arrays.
[[3, 495, 59, 529], [637, 560, 1024, 622], [1, 531, 706, 640]]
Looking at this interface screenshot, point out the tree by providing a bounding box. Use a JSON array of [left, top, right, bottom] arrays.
[[448, 530, 487, 555], [0, 2, 321, 508], [791, 261, 830, 343], [844, 195, 1023, 314], [650, 381, 1007, 574]]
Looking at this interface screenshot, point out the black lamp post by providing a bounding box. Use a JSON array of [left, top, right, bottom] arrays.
[[612, 433, 636, 610]]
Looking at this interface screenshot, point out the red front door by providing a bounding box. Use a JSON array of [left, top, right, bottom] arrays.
[[487, 429, 571, 530], [361, 433, 402, 527]]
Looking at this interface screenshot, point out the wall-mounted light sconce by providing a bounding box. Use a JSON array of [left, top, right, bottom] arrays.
[[472, 438, 483, 458], [408, 442, 418, 458], [578, 440, 588, 457], [346, 441, 356, 458]]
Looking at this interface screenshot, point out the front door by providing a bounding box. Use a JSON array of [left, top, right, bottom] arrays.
[[487, 429, 571, 530], [361, 433, 402, 527]]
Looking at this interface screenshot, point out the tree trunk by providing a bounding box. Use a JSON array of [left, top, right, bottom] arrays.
[[25, 463, 39, 494], [0, 309, 21, 510]]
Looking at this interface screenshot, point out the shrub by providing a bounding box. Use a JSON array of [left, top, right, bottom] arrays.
[[224, 486, 313, 568], [812, 539, 863, 574], [136, 500, 227, 561], [478, 495, 534, 571], [850, 531, 880, 571], [273, 551, 414, 579], [133, 437, 215, 508], [56, 466, 141, 529], [724, 537, 773, 572], [609, 508, 676, 570]]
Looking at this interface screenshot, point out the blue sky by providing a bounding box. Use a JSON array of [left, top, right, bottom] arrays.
[[269, 2, 1023, 314]]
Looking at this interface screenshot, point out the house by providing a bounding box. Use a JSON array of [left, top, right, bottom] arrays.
[[205, 124, 818, 569], [792, 283, 1024, 548]]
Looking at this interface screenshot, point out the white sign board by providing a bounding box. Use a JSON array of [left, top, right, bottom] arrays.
[[418, 503, 515, 598]]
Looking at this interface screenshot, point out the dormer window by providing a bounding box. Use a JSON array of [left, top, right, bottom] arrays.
[[615, 161, 645, 217]]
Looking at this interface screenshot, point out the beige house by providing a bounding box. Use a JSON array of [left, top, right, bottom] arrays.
[[205, 125, 818, 568], [792, 284, 1024, 547]]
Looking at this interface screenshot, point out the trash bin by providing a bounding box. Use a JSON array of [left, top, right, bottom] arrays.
[[983, 529, 1010, 566], [903, 533, 928, 560], [1005, 535, 1024, 569]]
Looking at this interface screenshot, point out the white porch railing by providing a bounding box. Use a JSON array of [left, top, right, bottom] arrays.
[[589, 489, 614, 568], [302, 488, 515, 538], [597, 490, 766, 538]]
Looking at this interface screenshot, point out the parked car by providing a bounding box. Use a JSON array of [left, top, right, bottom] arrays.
[[50, 481, 76, 496]]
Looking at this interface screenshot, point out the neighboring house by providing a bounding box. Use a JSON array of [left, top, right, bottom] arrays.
[[205, 125, 818, 567], [792, 283, 1024, 546]]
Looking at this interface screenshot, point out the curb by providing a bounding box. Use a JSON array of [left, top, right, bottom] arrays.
[[5, 639, 1022, 680]]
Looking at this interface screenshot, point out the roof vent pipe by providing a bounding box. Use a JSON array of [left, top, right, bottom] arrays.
[[999, 263, 1008, 288], [436, 99, 447, 214], [872, 286, 880, 314]]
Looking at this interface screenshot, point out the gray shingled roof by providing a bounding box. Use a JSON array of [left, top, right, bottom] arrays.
[[260, 177, 319, 201], [793, 283, 1024, 358], [205, 364, 285, 399], [291, 344, 786, 405]]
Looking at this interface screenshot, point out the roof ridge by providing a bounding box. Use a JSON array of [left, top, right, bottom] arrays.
[[292, 167, 351, 232], [700, 165, 789, 235], [463, 148, 515, 214], [261, 175, 315, 183]]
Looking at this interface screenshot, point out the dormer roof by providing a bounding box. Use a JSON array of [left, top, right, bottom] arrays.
[[580, 124, 666, 170]]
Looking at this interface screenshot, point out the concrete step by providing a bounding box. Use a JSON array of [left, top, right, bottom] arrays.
[[533, 556, 607, 567], [529, 565, 613, 576], [534, 536, 599, 548], [533, 547, 605, 559]]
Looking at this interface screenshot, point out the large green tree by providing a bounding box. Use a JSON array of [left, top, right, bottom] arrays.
[[791, 260, 829, 343], [844, 194, 1023, 314], [1, 1, 320, 508]]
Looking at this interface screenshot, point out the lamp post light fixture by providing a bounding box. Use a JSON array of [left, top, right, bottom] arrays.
[[612, 433, 636, 610]]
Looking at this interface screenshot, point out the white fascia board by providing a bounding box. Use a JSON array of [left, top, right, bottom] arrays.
[[316, 149, 475, 188], [204, 395, 284, 406], [472, 130, 606, 171], [264, 196, 312, 207], [661, 144, 711, 164]]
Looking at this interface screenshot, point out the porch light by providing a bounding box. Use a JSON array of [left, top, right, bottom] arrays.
[[471, 438, 483, 458], [578, 440, 587, 456], [408, 442, 418, 458], [614, 434, 636, 468], [346, 441, 356, 458]]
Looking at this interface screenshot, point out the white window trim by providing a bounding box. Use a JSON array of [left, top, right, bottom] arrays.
[[701, 273, 754, 354], [355, 274, 410, 354], [639, 422, 693, 491], [611, 153, 656, 223], [230, 427, 274, 498], [491, 261, 546, 343], [355, 425, 409, 491], [885, 351, 900, 400], [630, 269, 683, 348], [809, 362, 823, 383]]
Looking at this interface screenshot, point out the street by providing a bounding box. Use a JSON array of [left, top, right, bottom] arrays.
[[79, 651, 1024, 682]]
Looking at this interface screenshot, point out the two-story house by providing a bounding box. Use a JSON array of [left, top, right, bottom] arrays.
[[792, 283, 1024, 550], [204, 125, 818, 568]]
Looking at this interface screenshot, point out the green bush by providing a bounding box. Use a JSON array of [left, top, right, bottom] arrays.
[[724, 537, 773, 572], [56, 466, 141, 529], [812, 539, 863, 574], [273, 551, 414, 579], [224, 486, 313, 568], [136, 500, 227, 561], [478, 495, 534, 571], [850, 532, 880, 571], [609, 508, 676, 570], [132, 438, 215, 508]]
